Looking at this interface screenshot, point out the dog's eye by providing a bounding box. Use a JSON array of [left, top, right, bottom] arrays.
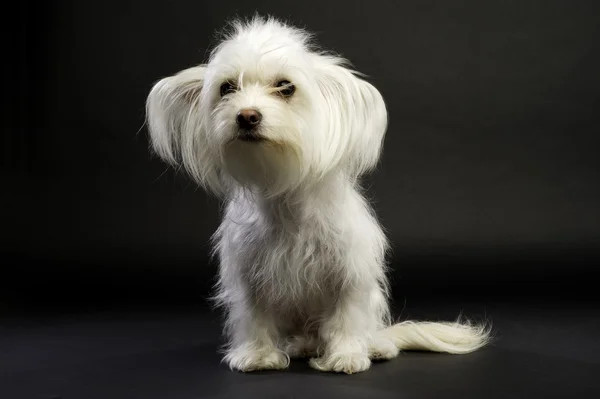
[[275, 80, 295, 97], [220, 82, 236, 97]]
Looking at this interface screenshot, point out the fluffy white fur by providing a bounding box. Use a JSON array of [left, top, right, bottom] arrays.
[[146, 16, 490, 374]]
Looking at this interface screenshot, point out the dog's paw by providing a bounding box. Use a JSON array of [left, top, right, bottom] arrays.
[[284, 335, 320, 358], [224, 347, 290, 372], [369, 337, 399, 360], [309, 352, 371, 374]]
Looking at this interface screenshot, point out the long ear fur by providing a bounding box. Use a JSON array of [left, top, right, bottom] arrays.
[[146, 65, 224, 192], [314, 56, 388, 179], [146, 65, 206, 164]]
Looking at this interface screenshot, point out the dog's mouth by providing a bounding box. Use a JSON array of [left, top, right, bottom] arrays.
[[236, 129, 264, 143]]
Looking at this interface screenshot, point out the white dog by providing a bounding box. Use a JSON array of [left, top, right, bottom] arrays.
[[146, 16, 490, 374]]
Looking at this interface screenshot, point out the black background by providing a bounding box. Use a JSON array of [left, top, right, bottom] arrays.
[[2, 2, 600, 397], [4, 0, 600, 307]]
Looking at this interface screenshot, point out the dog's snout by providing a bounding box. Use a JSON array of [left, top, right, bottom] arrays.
[[236, 109, 262, 130]]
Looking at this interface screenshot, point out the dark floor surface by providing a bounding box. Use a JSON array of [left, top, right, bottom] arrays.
[[1, 296, 599, 399]]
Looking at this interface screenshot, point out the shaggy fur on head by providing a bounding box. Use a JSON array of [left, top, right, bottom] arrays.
[[146, 15, 491, 374]]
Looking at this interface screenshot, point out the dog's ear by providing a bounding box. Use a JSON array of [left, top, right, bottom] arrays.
[[146, 65, 207, 167], [314, 57, 388, 178], [146, 65, 226, 192]]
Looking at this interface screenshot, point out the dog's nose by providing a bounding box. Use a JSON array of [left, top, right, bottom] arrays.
[[236, 109, 262, 130]]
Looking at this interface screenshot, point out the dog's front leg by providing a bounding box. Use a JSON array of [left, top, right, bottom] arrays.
[[222, 301, 290, 372], [309, 290, 372, 374]]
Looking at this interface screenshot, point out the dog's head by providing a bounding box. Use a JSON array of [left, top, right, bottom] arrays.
[[146, 16, 387, 197]]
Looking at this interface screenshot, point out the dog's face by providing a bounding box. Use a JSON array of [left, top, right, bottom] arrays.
[[200, 26, 318, 195], [146, 17, 388, 197]]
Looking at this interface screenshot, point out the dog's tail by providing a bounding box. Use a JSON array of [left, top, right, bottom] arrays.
[[380, 318, 491, 354]]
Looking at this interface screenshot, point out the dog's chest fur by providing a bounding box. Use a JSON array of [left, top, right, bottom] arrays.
[[215, 183, 381, 314], [214, 180, 389, 330], [221, 200, 344, 306]]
